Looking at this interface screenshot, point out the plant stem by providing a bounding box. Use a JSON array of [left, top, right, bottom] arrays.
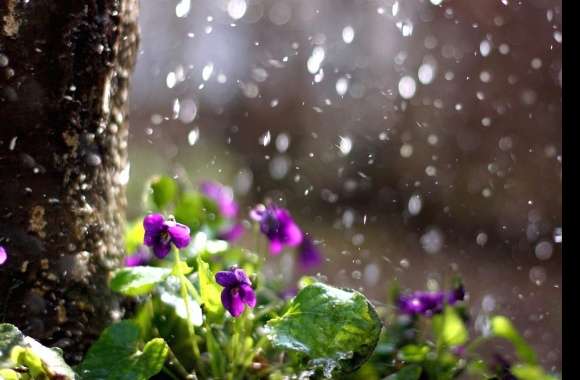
[[173, 248, 205, 377]]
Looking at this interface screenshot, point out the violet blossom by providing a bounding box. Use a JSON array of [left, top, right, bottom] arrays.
[[250, 204, 303, 255], [0, 246, 7, 266], [215, 267, 256, 317], [297, 236, 322, 270], [200, 181, 244, 241], [397, 285, 465, 317], [143, 213, 191, 259], [124, 245, 151, 267], [200, 181, 238, 218]]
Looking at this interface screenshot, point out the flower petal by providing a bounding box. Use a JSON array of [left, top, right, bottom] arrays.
[[215, 271, 239, 287], [268, 239, 283, 255], [284, 222, 303, 246], [167, 223, 191, 248], [0, 246, 7, 266], [152, 242, 171, 259], [124, 247, 150, 267], [298, 237, 322, 270], [222, 288, 245, 317], [217, 223, 244, 242], [143, 214, 165, 234], [239, 284, 256, 308], [233, 268, 251, 285]]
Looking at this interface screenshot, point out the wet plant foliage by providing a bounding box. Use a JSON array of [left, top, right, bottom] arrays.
[[0, 176, 559, 379]]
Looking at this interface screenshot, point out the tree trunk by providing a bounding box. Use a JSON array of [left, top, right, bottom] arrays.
[[0, 0, 138, 362]]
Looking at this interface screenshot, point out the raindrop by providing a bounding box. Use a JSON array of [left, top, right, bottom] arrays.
[[202, 63, 214, 81], [227, 0, 247, 20], [175, 0, 191, 18], [408, 194, 422, 216], [259, 131, 271, 146], [166, 72, 177, 89], [535, 241, 553, 261], [275, 133, 290, 152], [479, 40, 492, 57], [420, 228, 444, 254], [187, 128, 200, 146], [338, 136, 353, 156], [529, 266, 547, 286], [418, 63, 436, 85], [476, 232, 488, 246], [553, 227, 562, 243], [342, 26, 355, 44], [398, 76, 417, 99], [396, 20, 414, 37], [335, 77, 349, 96]]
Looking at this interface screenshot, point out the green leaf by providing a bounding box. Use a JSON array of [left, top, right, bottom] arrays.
[[0, 323, 76, 379], [0, 324, 24, 366], [0, 368, 22, 380], [124, 220, 145, 255], [511, 364, 558, 380], [266, 283, 382, 377], [197, 255, 223, 321], [384, 365, 422, 380], [432, 307, 468, 347], [147, 176, 178, 211], [490, 316, 537, 364], [174, 193, 205, 232], [77, 321, 169, 380], [110, 266, 172, 296], [397, 345, 430, 363], [156, 276, 203, 327]]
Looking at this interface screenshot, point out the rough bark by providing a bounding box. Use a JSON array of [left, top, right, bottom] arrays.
[[0, 0, 138, 362]]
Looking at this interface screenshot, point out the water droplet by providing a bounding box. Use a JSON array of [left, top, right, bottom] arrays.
[[337, 136, 353, 156], [408, 194, 422, 216], [535, 241, 553, 261], [259, 131, 271, 146], [175, 0, 191, 17], [227, 0, 247, 20], [398, 76, 417, 99], [342, 26, 355, 44], [188, 128, 200, 146]]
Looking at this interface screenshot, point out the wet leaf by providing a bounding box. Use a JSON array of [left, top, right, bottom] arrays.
[[197, 255, 224, 321], [266, 283, 382, 377], [510, 364, 558, 380], [432, 307, 468, 347], [0, 323, 76, 379], [77, 321, 169, 380], [110, 266, 172, 296], [491, 316, 537, 364], [148, 176, 178, 211]]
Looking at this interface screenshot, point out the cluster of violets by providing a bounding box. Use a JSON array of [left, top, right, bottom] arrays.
[[396, 285, 465, 317], [128, 181, 322, 317]]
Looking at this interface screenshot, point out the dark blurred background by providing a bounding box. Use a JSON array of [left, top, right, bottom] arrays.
[[127, 0, 561, 373]]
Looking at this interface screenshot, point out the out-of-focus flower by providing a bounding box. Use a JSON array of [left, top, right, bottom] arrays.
[[124, 245, 151, 267], [0, 246, 7, 265], [200, 181, 238, 218], [143, 213, 191, 259], [397, 291, 446, 316], [217, 223, 245, 242], [250, 204, 303, 255], [297, 236, 322, 270], [397, 284, 465, 317], [215, 267, 256, 317]]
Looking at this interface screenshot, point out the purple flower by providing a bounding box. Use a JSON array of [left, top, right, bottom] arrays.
[[297, 236, 322, 270], [143, 214, 191, 259], [397, 291, 446, 317], [250, 204, 303, 255], [124, 245, 151, 267], [217, 223, 245, 242], [397, 284, 465, 317], [200, 181, 238, 218], [0, 246, 7, 266], [215, 267, 256, 317]]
